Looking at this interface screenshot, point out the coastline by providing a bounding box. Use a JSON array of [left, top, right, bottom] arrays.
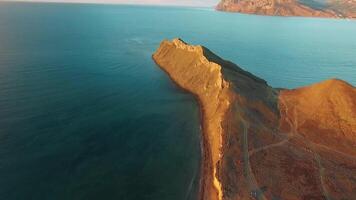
[[152, 38, 235, 200], [153, 58, 214, 200], [216, 0, 356, 19], [152, 38, 356, 200]]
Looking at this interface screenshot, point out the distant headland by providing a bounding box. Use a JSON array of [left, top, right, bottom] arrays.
[[153, 38, 356, 200], [216, 0, 356, 19]]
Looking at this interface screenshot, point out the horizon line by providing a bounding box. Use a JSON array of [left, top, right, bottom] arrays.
[[0, 0, 216, 8]]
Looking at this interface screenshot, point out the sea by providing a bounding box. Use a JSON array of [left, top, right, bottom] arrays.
[[0, 2, 355, 200]]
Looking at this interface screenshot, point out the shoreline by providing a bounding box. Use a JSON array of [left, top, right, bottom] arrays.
[[152, 38, 356, 200], [215, 9, 353, 20], [216, 0, 356, 19], [151, 39, 232, 200], [4, 1, 354, 20], [153, 58, 213, 200]]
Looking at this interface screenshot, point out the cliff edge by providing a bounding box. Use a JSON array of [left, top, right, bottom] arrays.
[[153, 39, 356, 200], [216, 0, 356, 18]]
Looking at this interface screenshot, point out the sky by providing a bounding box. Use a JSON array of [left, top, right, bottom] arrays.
[[2, 0, 219, 7]]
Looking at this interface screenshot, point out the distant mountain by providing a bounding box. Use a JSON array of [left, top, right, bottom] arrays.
[[216, 0, 356, 18]]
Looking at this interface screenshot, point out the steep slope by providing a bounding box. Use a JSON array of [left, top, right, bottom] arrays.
[[153, 38, 232, 200], [280, 79, 356, 156], [216, 0, 356, 18], [153, 39, 356, 200]]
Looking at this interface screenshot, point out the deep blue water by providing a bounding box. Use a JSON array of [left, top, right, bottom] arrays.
[[0, 2, 355, 200]]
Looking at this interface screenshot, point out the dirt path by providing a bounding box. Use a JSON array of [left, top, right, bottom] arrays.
[[241, 118, 268, 200], [279, 98, 334, 200], [249, 138, 289, 156], [314, 153, 332, 200], [248, 97, 295, 157], [243, 97, 354, 200], [284, 97, 356, 160]]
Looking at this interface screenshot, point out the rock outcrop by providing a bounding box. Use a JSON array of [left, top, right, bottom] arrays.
[[216, 0, 356, 18], [153, 38, 356, 200]]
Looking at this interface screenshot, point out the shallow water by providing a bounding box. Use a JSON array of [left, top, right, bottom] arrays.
[[0, 2, 355, 200]]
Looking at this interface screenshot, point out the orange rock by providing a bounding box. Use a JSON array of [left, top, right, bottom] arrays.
[[153, 39, 356, 200], [216, 0, 356, 19]]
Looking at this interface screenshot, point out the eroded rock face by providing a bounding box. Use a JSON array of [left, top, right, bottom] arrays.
[[153, 39, 232, 200], [216, 0, 356, 18], [153, 39, 356, 200]]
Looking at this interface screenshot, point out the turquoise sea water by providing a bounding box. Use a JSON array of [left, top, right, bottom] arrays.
[[0, 2, 355, 200]]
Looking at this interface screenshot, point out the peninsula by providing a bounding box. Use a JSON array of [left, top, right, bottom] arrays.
[[153, 38, 356, 200], [216, 0, 356, 18]]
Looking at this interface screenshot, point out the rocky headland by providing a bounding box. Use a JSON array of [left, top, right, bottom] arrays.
[[216, 0, 356, 18], [153, 38, 356, 200]]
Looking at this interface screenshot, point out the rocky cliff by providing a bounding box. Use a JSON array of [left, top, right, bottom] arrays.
[[216, 0, 356, 18], [153, 38, 356, 200]]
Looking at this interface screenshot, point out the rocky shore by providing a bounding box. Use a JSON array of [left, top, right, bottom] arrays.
[[216, 0, 356, 19], [153, 38, 356, 200]]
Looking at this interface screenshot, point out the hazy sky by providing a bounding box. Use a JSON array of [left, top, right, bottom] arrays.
[[3, 0, 219, 7]]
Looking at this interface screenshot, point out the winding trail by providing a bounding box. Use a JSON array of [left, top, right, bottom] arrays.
[[241, 117, 268, 200], [247, 97, 354, 200], [280, 96, 356, 160], [314, 153, 332, 200], [249, 138, 289, 156], [248, 97, 295, 157], [280, 97, 333, 200]]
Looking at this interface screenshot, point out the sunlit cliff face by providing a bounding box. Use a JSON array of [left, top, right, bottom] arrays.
[[153, 38, 356, 200], [216, 0, 356, 18]]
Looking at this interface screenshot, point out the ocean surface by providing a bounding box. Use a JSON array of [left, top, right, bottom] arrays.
[[0, 2, 355, 200]]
